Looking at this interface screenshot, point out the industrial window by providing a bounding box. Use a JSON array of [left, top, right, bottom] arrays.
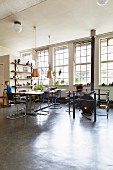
[[74, 42, 91, 85], [37, 49, 49, 85], [100, 38, 113, 85], [20, 51, 32, 61], [54, 46, 69, 85]]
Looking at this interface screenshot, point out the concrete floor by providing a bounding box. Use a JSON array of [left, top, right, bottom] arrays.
[[0, 104, 113, 170]]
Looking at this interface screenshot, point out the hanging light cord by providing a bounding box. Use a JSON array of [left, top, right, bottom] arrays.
[[33, 26, 36, 48]]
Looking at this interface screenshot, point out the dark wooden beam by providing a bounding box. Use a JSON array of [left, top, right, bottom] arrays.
[[90, 29, 96, 91]]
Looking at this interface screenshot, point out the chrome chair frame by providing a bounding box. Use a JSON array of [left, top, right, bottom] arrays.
[[7, 93, 26, 119]]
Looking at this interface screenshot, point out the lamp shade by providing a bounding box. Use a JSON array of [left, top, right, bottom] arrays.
[[96, 0, 109, 6], [14, 21, 22, 32], [47, 70, 53, 78], [32, 68, 39, 77]]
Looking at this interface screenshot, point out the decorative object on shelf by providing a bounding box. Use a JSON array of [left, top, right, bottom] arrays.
[[10, 61, 33, 92], [96, 0, 109, 6], [102, 83, 105, 86], [87, 83, 90, 86], [14, 59, 17, 63], [23, 67, 28, 72], [27, 82, 31, 85], [27, 76, 31, 79], [13, 21, 22, 32], [26, 61, 30, 65], [16, 66, 19, 71], [17, 59, 21, 64], [109, 82, 113, 86]]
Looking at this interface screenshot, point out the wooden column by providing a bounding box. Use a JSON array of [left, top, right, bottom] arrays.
[[90, 29, 96, 91]]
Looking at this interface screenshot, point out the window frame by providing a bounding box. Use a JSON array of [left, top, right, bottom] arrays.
[[37, 48, 49, 86], [54, 45, 69, 86], [74, 41, 91, 85]]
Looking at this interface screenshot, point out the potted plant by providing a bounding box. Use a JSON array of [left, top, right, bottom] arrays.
[[53, 68, 64, 86], [33, 85, 45, 91]]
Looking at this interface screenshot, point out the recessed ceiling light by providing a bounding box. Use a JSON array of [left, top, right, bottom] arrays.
[[96, 0, 109, 6]]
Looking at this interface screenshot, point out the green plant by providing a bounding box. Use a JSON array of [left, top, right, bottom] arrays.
[[53, 68, 64, 86], [75, 78, 79, 83], [34, 85, 45, 90]]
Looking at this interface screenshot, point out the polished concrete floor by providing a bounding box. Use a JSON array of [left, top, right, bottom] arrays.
[[0, 104, 113, 170]]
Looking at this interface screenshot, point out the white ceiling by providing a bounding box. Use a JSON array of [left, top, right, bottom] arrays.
[[0, 0, 113, 51]]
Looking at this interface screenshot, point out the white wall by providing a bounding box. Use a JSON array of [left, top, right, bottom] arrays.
[[0, 55, 10, 83], [0, 46, 19, 56]]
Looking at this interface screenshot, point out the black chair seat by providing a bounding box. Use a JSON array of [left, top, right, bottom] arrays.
[[7, 93, 26, 119]]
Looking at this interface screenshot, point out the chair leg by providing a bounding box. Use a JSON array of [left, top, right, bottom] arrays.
[[50, 98, 61, 109], [7, 104, 26, 119]]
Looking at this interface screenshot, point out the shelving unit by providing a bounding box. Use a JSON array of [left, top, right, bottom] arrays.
[[10, 60, 33, 92]]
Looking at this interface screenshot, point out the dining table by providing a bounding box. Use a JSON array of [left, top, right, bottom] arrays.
[[15, 91, 44, 115]]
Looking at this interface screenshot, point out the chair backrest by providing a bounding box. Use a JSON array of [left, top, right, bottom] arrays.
[[55, 90, 61, 98], [43, 91, 49, 99], [7, 93, 16, 105], [76, 84, 83, 92], [7, 93, 14, 101]]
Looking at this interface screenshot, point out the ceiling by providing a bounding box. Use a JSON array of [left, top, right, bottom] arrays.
[[0, 0, 113, 52]]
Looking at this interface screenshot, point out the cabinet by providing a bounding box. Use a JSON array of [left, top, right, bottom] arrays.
[[10, 60, 33, 92]]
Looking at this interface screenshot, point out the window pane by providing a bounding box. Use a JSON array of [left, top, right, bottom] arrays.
[[108, 70, 113, 77], [81, 45, 86, 50], [81, 65, 86, 71], [101, 47, 107, 54], [87, 78, 90, 83], [108, 78, 113, 84], [101, 40, 107, 47], [108, 62, 113, 69], [101, 70, 107, 77], [76, 57, 80, 64], [75, 42, 91, 85], [108, 53, 113, 61], [37, 49, 49, 85], [81, 57, 86, 63], [76, 65, 80, 71], [54, 46, 69, 85], [81, 50, 86, 56], [108, 46, 113, 53], [101, 63, 107, 70], [87, 55, 91, 62], [101, 78, 107, 84], [76, 50, 80, 57], [101, 54, 107, 61], [87, 64, 91, 71]]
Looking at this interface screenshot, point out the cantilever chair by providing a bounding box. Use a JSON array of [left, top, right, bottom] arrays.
[[7, 93, 26, 119], [96, 89, 110, 119], [49, 89, 62, 109]]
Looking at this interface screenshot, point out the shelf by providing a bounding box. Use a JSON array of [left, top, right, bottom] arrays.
[[12, 85, 33, 88], [11, 70, 32, 73], [10, 78, 32, 80], [17, 85, 33, 88], [10, 61, 33, 92], [11, 62, 32, 67]]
